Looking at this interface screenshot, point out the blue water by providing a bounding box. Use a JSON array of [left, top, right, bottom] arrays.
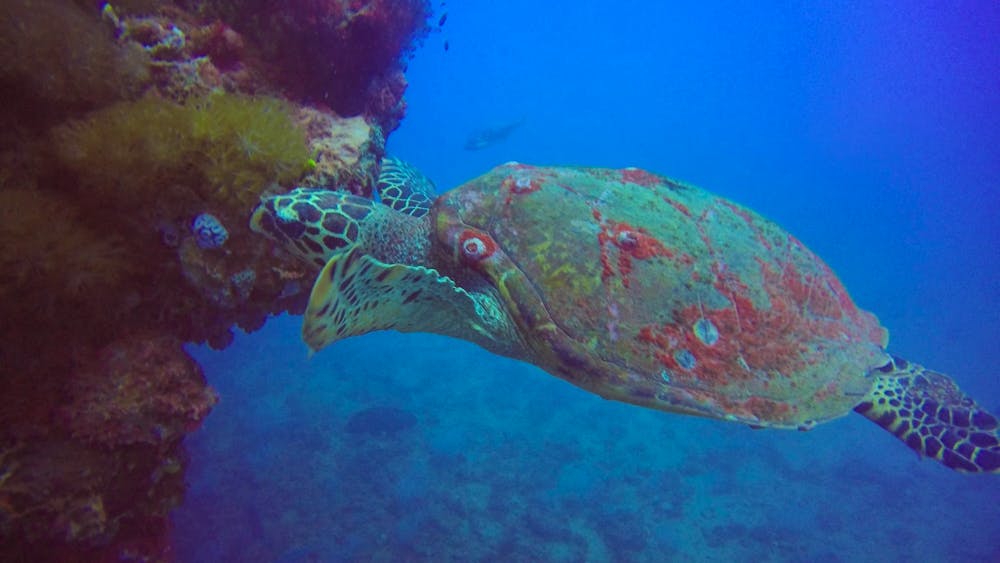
[[172, 3, 999, 561]]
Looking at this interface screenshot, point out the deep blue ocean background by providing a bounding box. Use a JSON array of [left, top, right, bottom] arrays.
[[172, 3, 999, 561]]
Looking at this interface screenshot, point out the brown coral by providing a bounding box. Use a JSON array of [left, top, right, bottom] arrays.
[[0, 189, 135, 315], [0, 0, 149, 115], [0, 436, 189, 559], [0, 335, 212, 558], [60, 333, 218, 448], [175, 0, 431, 122]]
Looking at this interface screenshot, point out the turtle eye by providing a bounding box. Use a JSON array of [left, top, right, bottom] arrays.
[[462, 237, 489, 259], [458, 230, 496, 262]]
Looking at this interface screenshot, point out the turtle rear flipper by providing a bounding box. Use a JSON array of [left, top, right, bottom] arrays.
[[377, 155, 436, 218], [855, 357, 1000, 473]]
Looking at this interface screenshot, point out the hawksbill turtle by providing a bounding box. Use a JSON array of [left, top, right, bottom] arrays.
[[250, 159, 999, 473]]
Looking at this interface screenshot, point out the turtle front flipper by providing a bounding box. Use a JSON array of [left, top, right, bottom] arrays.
[[854, 356, 999, 473], [303, 246, 525, 358], [377, 155, 436, 218]]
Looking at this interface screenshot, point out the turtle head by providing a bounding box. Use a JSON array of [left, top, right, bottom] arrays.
[[251, 163, 547, 366], [280, 182, 529, 361], [425, 164, 604, 378], [250, 187, 432, 269], [250, 188, 373, 269], [264, 167, 536, 362], [427, 162, 536, 271]]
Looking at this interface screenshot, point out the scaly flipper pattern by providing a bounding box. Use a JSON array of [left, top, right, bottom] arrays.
[[377, 155, 436, 218], [855, 356, 1000, 473], [303, 247, 522, 357]]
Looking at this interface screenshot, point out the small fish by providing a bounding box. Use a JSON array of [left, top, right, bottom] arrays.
[[444, 40, 449, 51], [438, 13, 448, 27]]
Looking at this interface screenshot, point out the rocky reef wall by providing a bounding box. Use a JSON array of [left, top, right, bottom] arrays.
[[0, 1, 430, 560]]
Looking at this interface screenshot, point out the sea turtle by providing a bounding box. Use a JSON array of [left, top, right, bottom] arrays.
[[250, 160, 999, 473]]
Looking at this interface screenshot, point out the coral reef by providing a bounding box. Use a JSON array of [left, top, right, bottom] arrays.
[[0, 0, 149, 117], [295, 106, 386, 197], [60, 334, 218, 449], [1, 335, 213, 561], [52, 91, 311, 221], [188, 92, 312, 209], [0, 0, 430, 558], [175, 0, 433, 131], [0, 189, 133, 304], [111, 3, 268, 102], [0, 189, 138, 372]]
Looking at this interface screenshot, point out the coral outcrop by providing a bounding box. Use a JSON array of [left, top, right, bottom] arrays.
[[1, 335, 214, 561], [61, 334, 219, 449], [296, 106, 386, 197], [0, 0, 150, 116], [175, 0, 433, 131], [0, 0, 430, 559]]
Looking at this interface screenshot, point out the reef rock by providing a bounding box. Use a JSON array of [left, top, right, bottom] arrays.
[[1, 334, 215, 560], [0, 0, 429, 558], [297, 106, 385, 198]]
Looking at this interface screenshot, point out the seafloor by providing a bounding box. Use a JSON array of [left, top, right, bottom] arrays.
[[173, 315, 999, 562]]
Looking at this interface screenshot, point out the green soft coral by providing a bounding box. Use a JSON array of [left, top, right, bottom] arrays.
[[53, 96, 192, 204], [52, 92, 310, 218], [189, 93, 311, 209]]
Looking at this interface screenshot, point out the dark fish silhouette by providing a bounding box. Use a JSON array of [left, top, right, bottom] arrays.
[[463, 118, 525, 150], [439, 13, 448, 27]]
